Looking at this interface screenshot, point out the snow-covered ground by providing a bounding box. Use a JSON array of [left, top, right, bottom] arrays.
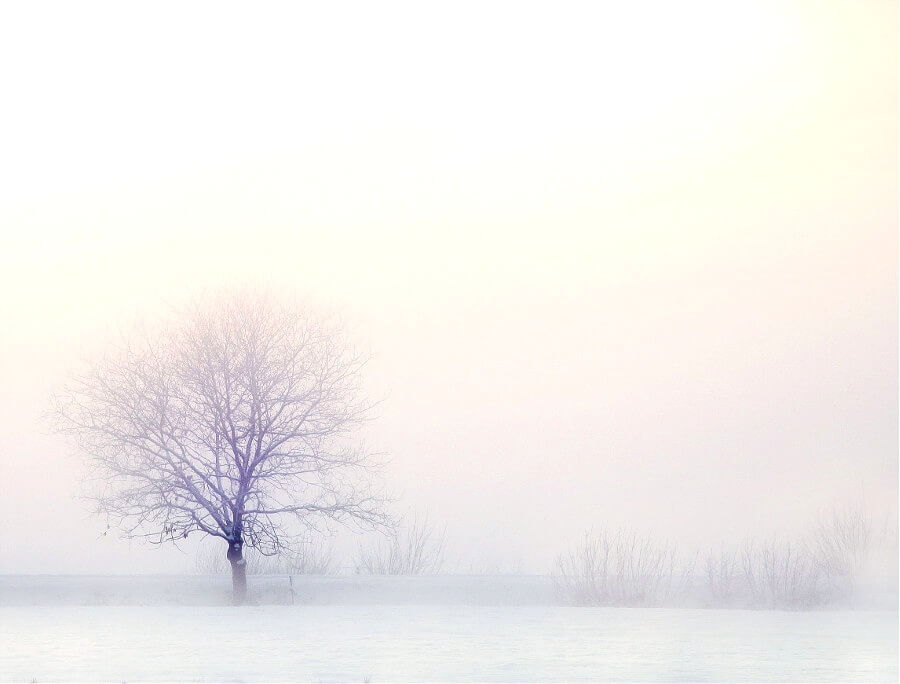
[[1, 576, 896, 682]]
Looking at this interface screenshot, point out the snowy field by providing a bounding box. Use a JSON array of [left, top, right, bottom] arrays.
[[1, 577, 897, 682]]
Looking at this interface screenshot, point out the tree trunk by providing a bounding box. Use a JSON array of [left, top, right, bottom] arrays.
[[227, 540, 248, 605]]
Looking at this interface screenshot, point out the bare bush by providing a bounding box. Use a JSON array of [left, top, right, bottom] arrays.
[[355, 514, 446, 575], [874, 511, 899, 583], [739, 508, 873, 609], [195, 544, 229, 574], [195, 538, 336, 575], [740, 538, 759, 605], [704, 545, 739, 606], [741, 538, 823, 609], [554, 531, 611, 605], [282, 540, 337, 575], [809, 506, 871, 600], [555, 529, 693, 606]]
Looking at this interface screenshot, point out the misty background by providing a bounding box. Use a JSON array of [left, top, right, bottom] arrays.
[[0, 1, 896, 575]]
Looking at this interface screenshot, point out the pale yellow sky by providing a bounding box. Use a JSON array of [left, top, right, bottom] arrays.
[[0, 1, 895, 572]]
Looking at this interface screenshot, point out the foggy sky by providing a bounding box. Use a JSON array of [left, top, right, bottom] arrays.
[[0, 1, 896, 573]]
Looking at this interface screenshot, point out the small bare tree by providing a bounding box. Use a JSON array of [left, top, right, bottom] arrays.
[[54, 292, 389, 603]]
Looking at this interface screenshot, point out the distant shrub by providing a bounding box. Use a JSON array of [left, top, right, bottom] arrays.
[[737, 507, 874, 609], [809, 506, 871, 601], [741, 537, 824, 609], [195, 539, 336, 576], [703, 546, 739, 606], [354, 514, 446, 575], [554, 529, 694, 606]]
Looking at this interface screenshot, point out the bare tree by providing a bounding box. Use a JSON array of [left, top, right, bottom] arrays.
[[54, 292, 389, 603]]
